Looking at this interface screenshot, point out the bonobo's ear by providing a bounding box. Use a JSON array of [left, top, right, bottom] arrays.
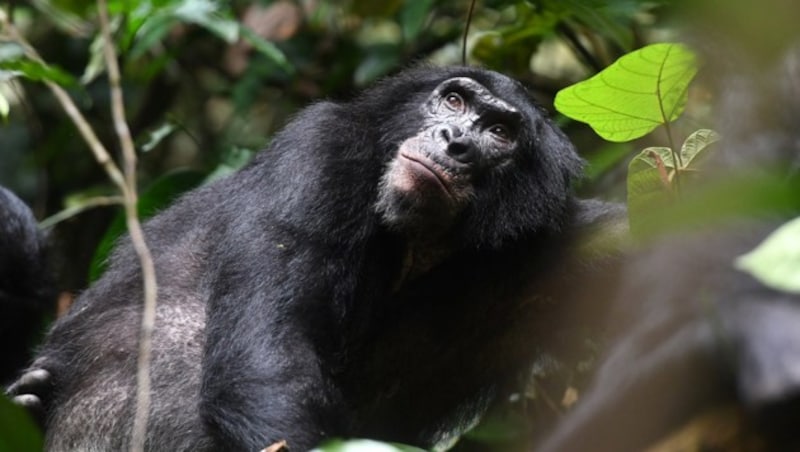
[[459, 107, 585, 249]]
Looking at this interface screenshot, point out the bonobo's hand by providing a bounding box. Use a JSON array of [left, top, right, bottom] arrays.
[[6, 359, 53, 427]]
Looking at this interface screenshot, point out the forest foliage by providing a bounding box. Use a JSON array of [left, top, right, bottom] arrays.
[[2, 0, 799, 451]]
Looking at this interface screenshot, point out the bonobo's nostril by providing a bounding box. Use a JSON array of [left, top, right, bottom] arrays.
[[446, 137, 476, 163], [438, 124, 463, 143]]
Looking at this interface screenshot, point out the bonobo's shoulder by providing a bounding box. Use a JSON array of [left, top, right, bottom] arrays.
[[565, 198, 629, 261], [571, 198, 627, 231]]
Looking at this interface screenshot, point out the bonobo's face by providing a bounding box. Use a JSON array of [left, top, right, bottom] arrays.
[[376, 77, 524, 237]]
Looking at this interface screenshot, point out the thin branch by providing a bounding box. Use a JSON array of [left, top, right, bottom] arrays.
[[96, 1, 159, 452], [3, 5, 158, 451], [461, 0, 477, 65], [0, 19, 129, 195], [39, 195, 124, 229], [556, 23, 604, 73]]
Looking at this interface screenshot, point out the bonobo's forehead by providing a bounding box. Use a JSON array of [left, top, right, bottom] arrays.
[[430, 77, 519, 114]]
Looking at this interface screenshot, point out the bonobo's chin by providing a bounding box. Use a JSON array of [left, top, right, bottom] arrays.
[[375, 178, 461, 239]]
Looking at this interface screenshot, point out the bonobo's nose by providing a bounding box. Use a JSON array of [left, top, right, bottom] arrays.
[[438, 125, 477, 164]]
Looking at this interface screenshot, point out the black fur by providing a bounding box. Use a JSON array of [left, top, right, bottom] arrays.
[[9, 66, 619, 450], [0, 187, 54, 385]]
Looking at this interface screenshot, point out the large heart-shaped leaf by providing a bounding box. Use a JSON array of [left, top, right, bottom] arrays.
[[555, 43, 697, 142]]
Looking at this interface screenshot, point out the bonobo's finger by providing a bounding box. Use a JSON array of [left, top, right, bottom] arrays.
[[12, 393, 42, 409], [12, 393, 45, 428], [7, 368, 51, 395]]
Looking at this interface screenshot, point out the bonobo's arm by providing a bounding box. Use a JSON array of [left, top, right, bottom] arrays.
[[199, 227, 348, 450], [201, 286, 343, 451], [197, 102, 378, 451]]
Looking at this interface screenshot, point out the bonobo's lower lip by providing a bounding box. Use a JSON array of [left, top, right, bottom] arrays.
[[399, 152, 453, 196]]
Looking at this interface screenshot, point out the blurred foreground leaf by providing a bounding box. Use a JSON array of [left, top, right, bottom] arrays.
[[736, 217, 800, 294], [0, 395, 42, 452]]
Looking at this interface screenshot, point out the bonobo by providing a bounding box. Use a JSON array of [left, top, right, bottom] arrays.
[[7, 66, 621, 451], [0, 187, 55, 385]]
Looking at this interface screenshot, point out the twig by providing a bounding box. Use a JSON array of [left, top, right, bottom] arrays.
[[0, 18, 129, 195], [461, 0, 477, 65], [95, 1, 159, 451], [39, 195, 124, 229], [2, 5, 159, 451]]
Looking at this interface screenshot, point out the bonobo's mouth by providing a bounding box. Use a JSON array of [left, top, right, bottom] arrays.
[[398, 152, 454, 198]]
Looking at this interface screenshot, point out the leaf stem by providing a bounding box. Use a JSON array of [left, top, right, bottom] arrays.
[[39, 195, 124, 229], [662, 121, 682, 194], [655, 44, 683, 192]]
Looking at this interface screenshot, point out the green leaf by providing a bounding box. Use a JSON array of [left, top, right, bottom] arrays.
[[204, 146, 255, 183], [625, 128, 720, 237], [173, 0, 239, 43], [137, 121, 179, 152], [127, 0, 245, 57], [350, 1, 404, 17], [354, 48, 401, 86], [626, 146, 674, 237], [0, 59, 76, 86], [561, 0, 635, 51], [239, 27, 293, 74], [128, 13, 175, 59], [80, 30, 108, 85], [680, 128, 720, 169], [629, 170, 800, 241], [0, 90, 9, 121], [554, 43, 698, 142], [0, 42, 25, 63], [399, 0, 434, 41], [736, 217, 800, 294], [583, 142, 632, 182]]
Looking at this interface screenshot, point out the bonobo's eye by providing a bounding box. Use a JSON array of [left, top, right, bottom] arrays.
[[488, 124, 512, 143], [443, 92, 465, 112]]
